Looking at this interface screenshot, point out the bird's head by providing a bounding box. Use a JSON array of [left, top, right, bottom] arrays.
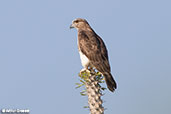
[[70, 18, 90, 30]]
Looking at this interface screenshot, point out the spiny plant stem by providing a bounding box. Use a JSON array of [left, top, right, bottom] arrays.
[[77, 69, 105, 114]]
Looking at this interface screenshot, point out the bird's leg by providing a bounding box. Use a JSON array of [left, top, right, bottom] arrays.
[[80, 68, 86, 72], [80, 66, 90, 74]]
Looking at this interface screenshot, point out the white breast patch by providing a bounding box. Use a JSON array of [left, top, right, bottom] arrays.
[[79, 51, 90, 68]]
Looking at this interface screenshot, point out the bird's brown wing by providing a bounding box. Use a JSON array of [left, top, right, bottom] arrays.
[[78, 30, 111, 73]]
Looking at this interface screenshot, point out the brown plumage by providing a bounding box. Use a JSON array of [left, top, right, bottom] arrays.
[[70, 18, 117, 92]]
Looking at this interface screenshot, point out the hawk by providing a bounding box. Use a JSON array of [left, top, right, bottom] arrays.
[[70, 18, 117, 92]]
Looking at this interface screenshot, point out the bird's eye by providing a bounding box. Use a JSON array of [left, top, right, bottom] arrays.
[[75, 20, 79, 23]]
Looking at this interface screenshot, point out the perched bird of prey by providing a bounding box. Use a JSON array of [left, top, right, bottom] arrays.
[[70, 18, 117, 92]]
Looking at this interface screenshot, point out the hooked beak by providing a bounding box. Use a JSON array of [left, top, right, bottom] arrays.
[[70, 23, 74, 29]]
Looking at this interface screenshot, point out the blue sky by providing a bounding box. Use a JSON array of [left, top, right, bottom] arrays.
[[0, 0, 171, 114]]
